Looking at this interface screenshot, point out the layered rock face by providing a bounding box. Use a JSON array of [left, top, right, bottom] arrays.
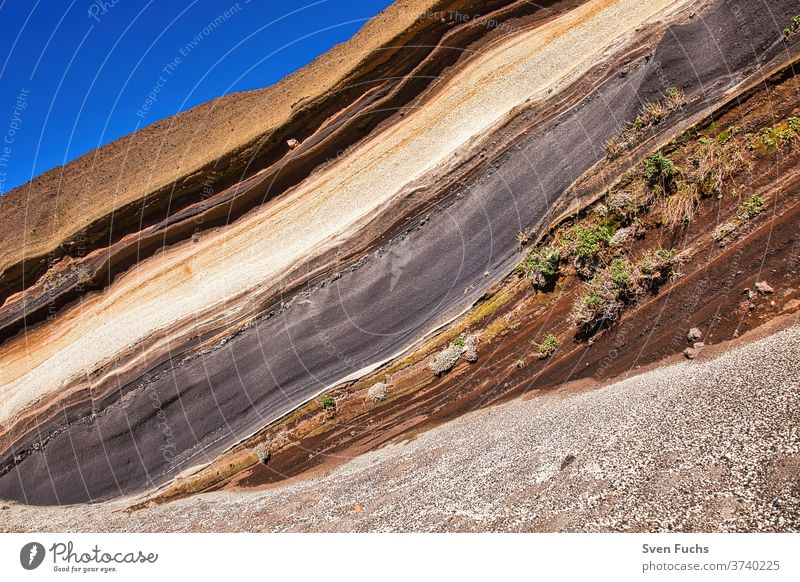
[[0, 0, 798, 505]]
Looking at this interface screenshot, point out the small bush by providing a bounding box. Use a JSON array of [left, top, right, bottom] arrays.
[[692, 137, 745, 196], [609, 257, 631, 287], [636, 248, 676, 285], [573, 249, 676, 333], [572, 276, 625, 331], [368, 382, 388, 402], [518, 246, 561, 288], [606, 190, 640, 222], [429, 334, 478, 375], [784, 14, 800, 37], [463, 334, 478, 363], [253, 442, 271, 465], [538, 334, 560, 358], [740, 194, 765, 219], [570, 225, 613, 260], [320, 395, 336, 410], [609, 226, 633, 247], [642, 101, 666, 124], [712, 221, 738, 241], [429, 344, 461, 375], [665, 87, 686, 109], [642, 151, 679, 190]]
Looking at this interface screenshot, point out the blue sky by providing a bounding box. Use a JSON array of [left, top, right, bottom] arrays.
[[0, 0, 393, 194]]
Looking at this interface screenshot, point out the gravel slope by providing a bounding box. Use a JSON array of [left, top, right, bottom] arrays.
[[2, 324, 798, 532]]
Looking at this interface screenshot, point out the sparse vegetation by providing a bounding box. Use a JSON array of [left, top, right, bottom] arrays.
[[517, 246, 560, 288], [516, 229, 533, 246], [712, 221, 737, 242], [716, 125, 739, 145], [538, 333, 560, 358], [533, 111, 792, 337], [572, 276, 626, 331], [604, 87, 686, 159], [609, 257, 631, 287], [783, 14, 800, 38], [691, 135, 746, 197], [429, 334, 478, 375], [658, 180, 698, 227], [320, 395, 336, 410], [642, 151, 679, 192], [606, 190, 641, 222], [665, 86, 687, 109], [740, 194, 765, 219], [515, 359, 526, 368], [572, 248, 676, 332], [760, 126, 794, 148], [569, 225, 613, 260], [604, 136, 624, 159]]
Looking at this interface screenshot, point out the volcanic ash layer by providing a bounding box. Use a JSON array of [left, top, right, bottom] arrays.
[[0, 0, 798, 506]]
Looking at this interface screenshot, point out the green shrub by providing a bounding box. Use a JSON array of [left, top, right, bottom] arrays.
[[571, 276, 625, 331], [740, 194, 765, 219], [760, 126, 793, 148], [320, 395, 336, 410], [609, 257, 631, 286], [570, 225, 612, 260], [716, 125, 739, 145], [517, 246, 560, 288], [452, 335, 466, 347], [642, 151, 679, 189], [573, 249, 676, 333], [538, 334, 560, 358], [784, 14, 800, 37]]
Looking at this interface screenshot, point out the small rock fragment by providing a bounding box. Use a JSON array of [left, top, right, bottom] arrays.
[[755, 281, 774, 294], [687, 327, 703, 342], [287, 138, 301, 150], [683, 342, 705, 360]]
